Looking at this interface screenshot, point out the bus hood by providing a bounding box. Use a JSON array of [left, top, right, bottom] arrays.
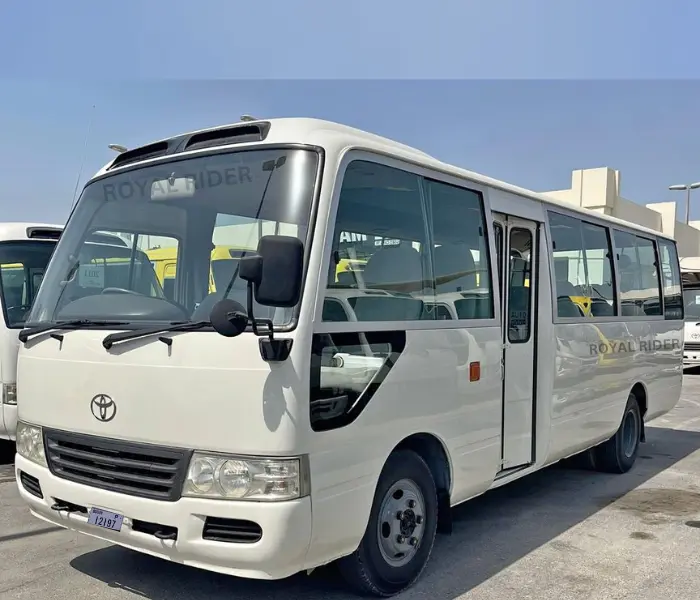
[[16, 329, 304, 455]]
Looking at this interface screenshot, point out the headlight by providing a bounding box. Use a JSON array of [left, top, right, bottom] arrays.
[[183, 452, 309, 502], [16, 421, 46, 466], [2, 383, 16, 405]]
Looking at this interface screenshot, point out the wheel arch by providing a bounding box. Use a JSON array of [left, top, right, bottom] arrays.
[[629, 381, 648, 442], [391, 432, 453, 534]]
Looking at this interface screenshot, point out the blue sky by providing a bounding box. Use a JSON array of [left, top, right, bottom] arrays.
[[0, 1, 698, 224]]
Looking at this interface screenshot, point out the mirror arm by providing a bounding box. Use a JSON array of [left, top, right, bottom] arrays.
[[245, 281, 293, 362]]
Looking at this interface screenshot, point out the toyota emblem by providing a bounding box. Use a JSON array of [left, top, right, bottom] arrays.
[[90, 394, 117, 422]]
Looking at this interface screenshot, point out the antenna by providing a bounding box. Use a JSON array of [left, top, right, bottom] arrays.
[[108, 144, 128, 153], [70, 104, 96, 210], [240, 114, 258, 122]]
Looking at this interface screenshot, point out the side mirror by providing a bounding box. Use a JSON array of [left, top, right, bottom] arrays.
[[210, 298, 248, 337], [240, 235, 304, 308]]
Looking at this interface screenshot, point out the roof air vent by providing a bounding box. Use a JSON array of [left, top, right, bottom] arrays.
[[184, 122, 271, 152], [109, 141, 170, 170]]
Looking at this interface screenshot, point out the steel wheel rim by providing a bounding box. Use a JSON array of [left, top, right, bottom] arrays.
[[376, 478, 426, 568]]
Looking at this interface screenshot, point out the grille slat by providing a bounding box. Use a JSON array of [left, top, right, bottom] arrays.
[[19, 471, 43, 499], [44, 430, 192, 502], [46, 443, 179, 474], [49, 455, 177, 487], [685, 342, 700, 352]]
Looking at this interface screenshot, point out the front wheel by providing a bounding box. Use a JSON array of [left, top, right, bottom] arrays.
[[338, 449, 438, 597], [593, 392, 642, 473]]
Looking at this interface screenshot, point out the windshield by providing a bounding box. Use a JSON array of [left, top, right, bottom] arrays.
[[0, 241, 57, 328], [683, 287, 700, 321], [29, 147, 319, 328]]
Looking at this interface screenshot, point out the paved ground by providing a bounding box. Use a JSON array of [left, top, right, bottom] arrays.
[[3, 375, 700, 600]]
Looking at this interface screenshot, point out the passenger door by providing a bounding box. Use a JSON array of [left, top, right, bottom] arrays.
[[493, 213, 538, 471]]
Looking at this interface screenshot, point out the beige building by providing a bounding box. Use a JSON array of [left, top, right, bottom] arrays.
[[544, 166, 700, 257]]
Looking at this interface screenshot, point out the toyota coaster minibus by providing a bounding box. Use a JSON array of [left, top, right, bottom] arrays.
[[14, 118, 683, 596]]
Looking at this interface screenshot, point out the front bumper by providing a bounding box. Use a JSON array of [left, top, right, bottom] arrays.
[[684, 346, 700, 366], [15, 455, 313, 580]]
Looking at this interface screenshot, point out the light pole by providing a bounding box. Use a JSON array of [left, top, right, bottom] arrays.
[[669, 182, 700, 224]]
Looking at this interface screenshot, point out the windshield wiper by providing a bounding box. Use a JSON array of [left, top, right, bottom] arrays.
[[19, 320, 130, 343], [102, 320, 211, 350]]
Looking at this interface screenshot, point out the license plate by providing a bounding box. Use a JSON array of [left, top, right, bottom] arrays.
[[87, 507, 124, 532]]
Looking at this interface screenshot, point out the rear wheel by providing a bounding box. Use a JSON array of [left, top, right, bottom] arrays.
[[338, 449, 438, 597], [593, 392, 642, 473]]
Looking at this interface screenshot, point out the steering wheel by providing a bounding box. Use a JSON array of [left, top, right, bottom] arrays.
[[100, 287, 142, 296]]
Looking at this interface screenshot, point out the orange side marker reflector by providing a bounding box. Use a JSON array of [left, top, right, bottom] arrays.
[[469, 362, 481, 382]]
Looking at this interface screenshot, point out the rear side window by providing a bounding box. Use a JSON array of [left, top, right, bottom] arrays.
[[658, 239, 683, 320], [612, 230, 662, 317]]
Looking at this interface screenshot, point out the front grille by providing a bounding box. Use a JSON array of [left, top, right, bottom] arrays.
[[685, 342, 700, 352], [44, 429, 192, 501], [19, 470, 43, 498], [202, 517, 263, 543]]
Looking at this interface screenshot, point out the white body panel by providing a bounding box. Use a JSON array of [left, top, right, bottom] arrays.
[[0, 222, 62, 439], [14, 119, 683, 582], [684, 319, 700, 366]]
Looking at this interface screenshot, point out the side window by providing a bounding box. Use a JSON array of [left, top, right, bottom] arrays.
[[548, 212, 586, 318], [0, 263, 27, 309], [658, 239, 683, 320], [423, 179, 494, 320], [508, 228, 532, 342], [324, 161, 430, 322], [548, 211, 618, 318], [612, 230, 662, 316], [581, 220, 617, 316]]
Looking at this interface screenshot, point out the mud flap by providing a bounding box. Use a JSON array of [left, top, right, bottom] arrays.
[[437, 489, 452, 534]]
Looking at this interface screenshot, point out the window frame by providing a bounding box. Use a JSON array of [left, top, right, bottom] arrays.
[[0, 240, 58, 330], [507, 226, 534, 344], [611, 227, 664, 320], [546, 207, 623, 324], [657, 237, 684, 321], [315, 149, 500, 334]]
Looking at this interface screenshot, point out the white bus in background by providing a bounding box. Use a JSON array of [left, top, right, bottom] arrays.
[[14, 118, 683, 597], [0, 223, 62, 441], [680, 256, 700, 367]]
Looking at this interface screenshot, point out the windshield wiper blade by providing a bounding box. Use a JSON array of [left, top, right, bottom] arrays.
[[19, 320, 129, 343], [102, 320, 211, 350]]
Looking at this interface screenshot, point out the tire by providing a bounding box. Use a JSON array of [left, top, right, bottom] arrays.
[[337, 449, 439, 597], [593, 392, 642, 474]]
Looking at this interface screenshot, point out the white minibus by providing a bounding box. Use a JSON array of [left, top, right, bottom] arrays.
[[0, 222, 62, 441], [14, 118, 683, 596], [680, 256, 700, 367]]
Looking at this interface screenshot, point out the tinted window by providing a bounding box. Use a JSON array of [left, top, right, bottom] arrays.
[[324, 161, 429, 322], [324, 161, 494, 323], [0, 241, 57, 327], [613, 230, 662, 316], [423, 179, 494, 320], [508, 228, 532, 342], [548, 211, 617, 318], [658, 239, 683, 320]]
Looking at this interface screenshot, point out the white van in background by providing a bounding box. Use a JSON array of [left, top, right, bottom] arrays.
[[0, 223, 62, 440], [680, 256, 700, 367]]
